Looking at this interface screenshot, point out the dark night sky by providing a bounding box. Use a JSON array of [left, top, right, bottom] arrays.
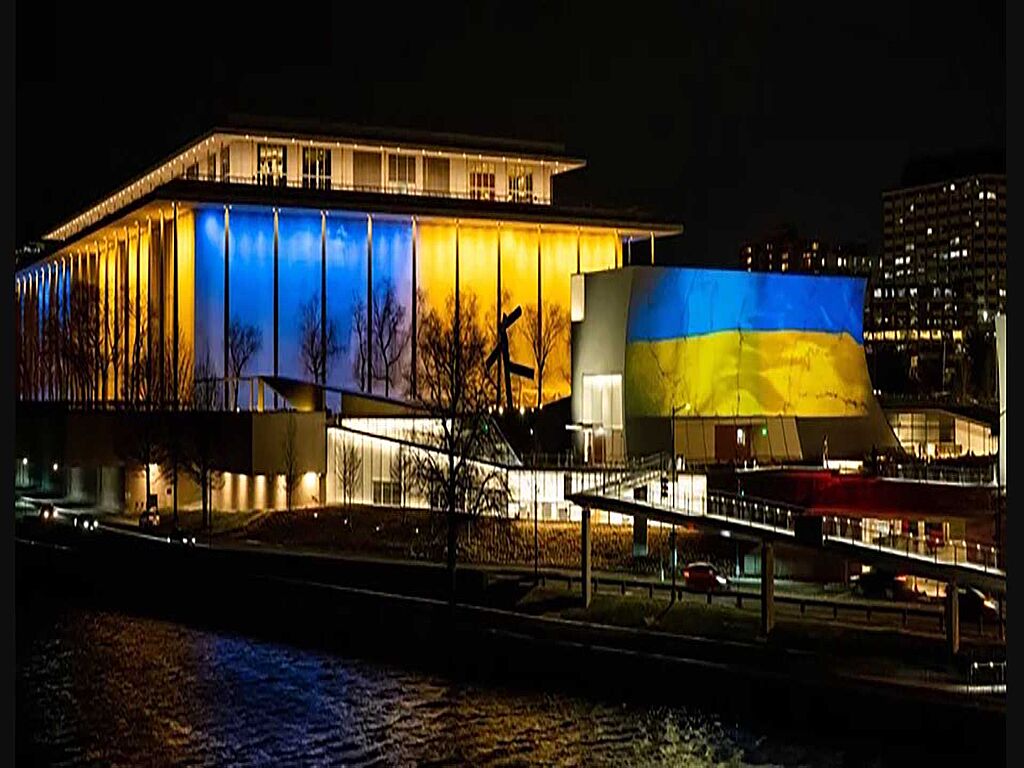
[[16, 2, 1005, 265]]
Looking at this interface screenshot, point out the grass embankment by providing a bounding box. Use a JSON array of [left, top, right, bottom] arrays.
[[230, 504, 738, 573]]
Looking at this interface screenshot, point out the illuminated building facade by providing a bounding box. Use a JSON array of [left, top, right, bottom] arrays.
[[14, 121, 681, 412], [868, 173, 1006, 397], [571, 266, 899, 463], [741, 226, 872, 277]]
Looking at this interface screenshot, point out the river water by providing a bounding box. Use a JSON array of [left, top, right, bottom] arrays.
[[15, 594, 949, 767]]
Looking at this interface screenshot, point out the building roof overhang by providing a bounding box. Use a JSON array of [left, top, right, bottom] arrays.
[[19, 179, 682, 269]]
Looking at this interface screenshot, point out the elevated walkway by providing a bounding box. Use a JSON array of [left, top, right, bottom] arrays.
[[568, 465, 1005, 594]]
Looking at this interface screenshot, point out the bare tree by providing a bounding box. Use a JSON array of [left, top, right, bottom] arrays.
[[334, 437, 363, 506], [181, 345, 223, 530], [521, 301, 570, 406], [299, 293, 343, 387], [409, 291, 512, 602], [282, 413, 301, 510], [352, 295, 370, 392], [372, 280, 409, 398], [228, 316, 263, 409]]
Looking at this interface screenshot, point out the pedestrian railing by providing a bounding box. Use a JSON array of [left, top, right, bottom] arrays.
[[575, 481, 1006, 579]]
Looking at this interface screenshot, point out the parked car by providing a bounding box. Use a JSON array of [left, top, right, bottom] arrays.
[[850, 569, 923, 601], [946, 585, 1000, 623], [139, 509, 161, 530], [682, 562, 729, 592], [74, 513, 99, 532]]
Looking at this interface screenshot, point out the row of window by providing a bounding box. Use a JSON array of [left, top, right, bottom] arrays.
[[251, 143, 538, 200]]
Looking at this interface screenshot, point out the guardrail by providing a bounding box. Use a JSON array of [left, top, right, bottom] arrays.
[[579, 481, 1006, 579], [529, 571, 1005, 635], [821, 516, 1003, 574]]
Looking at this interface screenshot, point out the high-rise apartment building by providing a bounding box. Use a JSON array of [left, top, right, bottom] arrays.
[[868, 172, 1006, 398]]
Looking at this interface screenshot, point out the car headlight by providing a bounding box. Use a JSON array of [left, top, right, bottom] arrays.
[[716, 576, 727, 585], [190, 537, 196, 545], [984, 599, 997, 611]]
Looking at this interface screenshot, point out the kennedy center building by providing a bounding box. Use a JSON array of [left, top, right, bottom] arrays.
[[16, 121, 681, 406], [14, 120, 681, 511]]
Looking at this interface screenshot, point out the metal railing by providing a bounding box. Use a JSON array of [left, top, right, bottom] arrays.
[[529, 571, 1006, 636], [876, 460, 997, 486], [821, 516, 1004, 574], [184, 171, 554, 206], [577, 478, 1006, 578]]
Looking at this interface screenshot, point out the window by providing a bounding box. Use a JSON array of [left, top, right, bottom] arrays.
[[372, 478, 402, 506], [353, 150, 382, 190], [570, 273, 585, 322], [507, 164, 534, 202], [184, 161, 199, 179], [423, 157, 450, 194], [206, 151, 217, 180], [302, 147, 332, 190], [257, 143, 287, 186], [220, 145, 231, 181], [387, 154, 416, 191], [469, 161, 496, 200], [581, 374, 623, 429]]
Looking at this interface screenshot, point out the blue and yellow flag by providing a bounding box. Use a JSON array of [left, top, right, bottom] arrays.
[[624, 269, 873, 418]]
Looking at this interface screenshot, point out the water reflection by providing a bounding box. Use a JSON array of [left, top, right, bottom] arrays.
[[18, 599, 865, 767]]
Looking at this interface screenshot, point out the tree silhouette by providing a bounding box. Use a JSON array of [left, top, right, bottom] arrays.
[[409, 291, 511, 602], [228, 316, 263, 409], [372, 280, 409, 397], [298, 293, 342, 387], [521, 301, 569, 406]]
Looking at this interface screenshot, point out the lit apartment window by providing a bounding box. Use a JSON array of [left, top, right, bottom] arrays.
[[302, 147, 332, 190], [507, 164, 534, 202], [257, 143, 287, 187], [221, 145, 231, 181], [469, 161, 496, 200], [206, 151, 217, 180], [387, 154, 416, 191], [353, 150, 382, 190]]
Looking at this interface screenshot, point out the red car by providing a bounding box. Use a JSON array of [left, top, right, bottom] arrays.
[[683, 562, 729, 592]]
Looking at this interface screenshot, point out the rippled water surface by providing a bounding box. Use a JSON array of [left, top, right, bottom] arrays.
[[17, 597, 894, 767]]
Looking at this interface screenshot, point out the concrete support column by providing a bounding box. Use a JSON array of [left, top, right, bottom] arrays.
[[411, 217, 418, 399], [760, 540, 775, 637], [581, 506, 592, 607], [224, 206, 231, 407], [365, 215, 373, 393], [67, 466, 98, 503], [98, 466, 125, 512], [273, 208, 279, 408], [946, 577, 960, 655], [632, 514, 648, 557]]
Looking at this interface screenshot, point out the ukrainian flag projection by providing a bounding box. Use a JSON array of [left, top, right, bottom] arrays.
[[624, 269, 873, 418]]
